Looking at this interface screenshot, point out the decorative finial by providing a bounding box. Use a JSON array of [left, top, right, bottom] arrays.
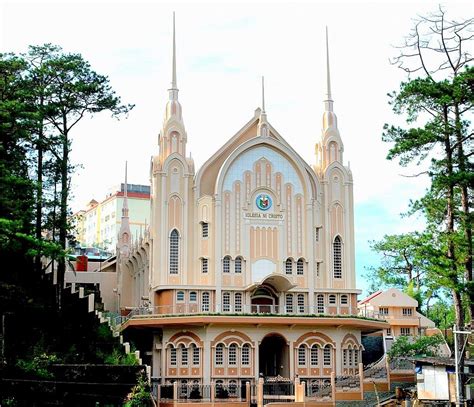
[[168, 12, 179, 100], [122, 161, 129, 217], [324, 26, 334, 112], [262, 76, 265, 113], [124, 161, 128, 198]]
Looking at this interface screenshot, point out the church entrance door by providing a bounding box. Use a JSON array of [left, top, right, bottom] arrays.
[[258, 334, 289, 378]]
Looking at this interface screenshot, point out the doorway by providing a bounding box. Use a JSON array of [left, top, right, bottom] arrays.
[[258, 334, 289, 378]]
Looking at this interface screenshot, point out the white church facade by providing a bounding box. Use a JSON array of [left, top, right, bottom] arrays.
[[115, 19, 387, 387]]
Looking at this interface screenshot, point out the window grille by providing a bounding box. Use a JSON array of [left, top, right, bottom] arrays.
[[170, 348, 177, 365], [328, 294, 336, 304], [229, 344, 237, 365], [341, 294, 348, 305], [223, 292, 231, 312], [297, 294, 305, 313], [235, 257, 242, 273], [343, 349, 348, 366], [234, 293, 242, 312], [323, 345, 331, 366], [298, 346, 306, 365], [297, 258, 304, 275], [190, 291, 197, 302], [215, 344, 224, 365], [354, 349, 359, 365], [315, 227, 320, 242], [169, 229, 179, 274], [285, 258, 293, 274], [311, 345, 319, 366], [317, 294, 325, 314], [177, 291, 185, 302], [193, 346, 200, 365], [401, 327, 411, 336], [402, 308, 412, 316], [229, 380, 237, 396], [181, 346, 188, 365], [201, 222, 209, 238], [379, 307, 389, 315], [242, 344, 250, 365], [333, 236, 342, 278], [201, 258, 208, 273], [201, 292, 210, 312], [286, 294, 294, 313], [223, 256, 231, 273]]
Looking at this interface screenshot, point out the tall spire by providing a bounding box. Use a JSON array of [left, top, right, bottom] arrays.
[[122, 161, 129, 218], [118, 161, 131, 259], [257, 76, 269, 137], [324, 26, 334, 112], [261, 76, 265, 113], [169, 12, 179, 101]]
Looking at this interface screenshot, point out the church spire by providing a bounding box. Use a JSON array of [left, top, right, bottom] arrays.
[[169, 12, 178, 101], [257, 76, 269, 137], [324, 26, 334, 113], [118, 161, 131, 259]]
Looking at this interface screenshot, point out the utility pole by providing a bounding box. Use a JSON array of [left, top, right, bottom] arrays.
[[453, 325, 470, 407]]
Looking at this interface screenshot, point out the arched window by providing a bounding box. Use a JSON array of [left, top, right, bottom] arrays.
[[317, 294, 325, 314], [180, 379, 188, 398], [285, 258, 293, 275], [223, 256, 231, 273], [229, 344, 237, 365], [298, 345, 306, 366], [192, 345, 200, 365], [169, 229, 179, 274], [328, 294, 336, 305], [215, 344, 224, 365], [189, 292, 197, 302], [229, 380, 237, 396], [311, 345, 319, 366], [297, 294, 305, 313], [201, 258, 208, 273], [354, 348, 359, 365], [223, 292, 231, 312], [201, 292, 210, 312], [340, 294, 348, 305], [297, 258, 304, 275], [285, 294, 294, 313], [181, 345, 188, 365], [170, 346, 177, 366], [333, 236, 342, 278], [348, 345, 353, 366], [235, 257, 242, 273], [201, 222, 209, 238], [177, 291, 185, 302], [323, 345, 332, 366], [343, 349, 348, 366], [234, 293, 242, 312], [242, 344, 250, 365]]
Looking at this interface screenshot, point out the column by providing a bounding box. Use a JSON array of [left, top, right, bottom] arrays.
[[289, 340, 295, 379], [203, 333, 211, 385]]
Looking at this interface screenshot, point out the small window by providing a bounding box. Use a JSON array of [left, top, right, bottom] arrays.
[[323, 345, 332, 366], [235, 257, 242, 273], [348, 347, 353, 366], [298, 345, 306, 366], [177, 291, 185, 302], [311, 345, 319, 366], [190, 291, 197, 302], [315, 227, 321, 242], [235, 293, 242, 313], [223, 292, 231, 312], [201, 292, 210, 312], [180, 380, 188, 397], [201, 222, 209, 238], [341, 294, 348, 305], [333, 236, 342, 279], [297, 258, 304, 275], [379, 307, 389, 316], [285, 258, 293, 275], [343, 349, 348, 366], [401, 327, 411, 336], [402, 308, 413, 316], [297, 294, 305, 313], [201, 258, 208, 273], [215, 344, 224, 365], [354, 349, 359, 365], [193, 346, 200, 365], [317, 294, 324, 314], [181, 346, 188, 365], [228, 380, 237, 396], [223, 256, 231, 273], [229, 344, 237, 365], [286, 294, 294, 313], [316, 262, 320, 277], [328, 294, 336, 304], [169, 229, 179, 274], [386, 328, 392, 336], [170, 347, 177, 365], [242, 344, 250, 365]]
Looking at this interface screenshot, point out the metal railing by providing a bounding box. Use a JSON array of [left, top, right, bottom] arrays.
[[304, 379, 332, 399], [389, 357, 414, 371], [335, 375, 360, 392]]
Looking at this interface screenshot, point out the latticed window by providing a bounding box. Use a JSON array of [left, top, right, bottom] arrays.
[[229, 344, 237, 365], [298, 345, 306, 365], [181, 346, 188, 365], [229, 380, 238, 396], [235, 257, 242, 273], [317, 294, 325, 314], [328, 294, 336, 304], [169, 229, 179, 274], [234, 293, 242, 312], [285, 258, 293, 274], [223, 292, 231, 312], [333, 236, 342, 278], [354, 349, 359, 365], [201, 222, 209, 238], [323, 345, 331, 366], [402, 308, 413, 316], [242, 344, 250, 365], [223, 256, 231, 273], [201, 292, 210, 312], [341, 294, 348, 305], [193, 346, 200, 365], [201, 258, 208, 273], [348, 347, 353, 366], [286, 294, 294, 313], [311, 345, 319, 366], [297, 294, 305, 313], [215, 344, 224, 365], [316, 262, 320, 277], [343, 349, 348, 366], [170, 347, 177, 365], [180, 380, 188, 397], [297, 258, 304, 275]]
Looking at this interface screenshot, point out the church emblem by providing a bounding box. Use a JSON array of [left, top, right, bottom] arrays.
[[256, 194, 272, 211]]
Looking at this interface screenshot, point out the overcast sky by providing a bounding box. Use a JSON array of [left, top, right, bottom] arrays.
[[2, 0, 471, 294]]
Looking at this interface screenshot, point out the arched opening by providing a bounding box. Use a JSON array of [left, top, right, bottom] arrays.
[[250, 285, 278, 313], [259, 334, 289, 378]]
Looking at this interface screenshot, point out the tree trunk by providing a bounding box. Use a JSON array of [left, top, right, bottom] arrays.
[[35, 107, 44, 275]]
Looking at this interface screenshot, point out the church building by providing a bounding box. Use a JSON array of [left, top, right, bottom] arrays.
[[116, 17, 387, 389]]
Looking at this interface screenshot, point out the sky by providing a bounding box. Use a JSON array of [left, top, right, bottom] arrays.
[[1, 0, 471, 295]]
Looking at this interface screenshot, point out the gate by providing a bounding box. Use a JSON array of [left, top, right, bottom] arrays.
[[263, 376, 294, 405]]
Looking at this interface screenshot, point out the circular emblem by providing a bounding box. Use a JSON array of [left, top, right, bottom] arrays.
[[256, 193, 272, 211]]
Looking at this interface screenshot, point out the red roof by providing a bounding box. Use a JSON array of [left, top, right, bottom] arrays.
[[358, 290, 382, 305]]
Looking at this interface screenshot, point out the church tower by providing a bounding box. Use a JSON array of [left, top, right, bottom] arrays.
[[150, 14, 195, 297], [316, 28, 356, 290]]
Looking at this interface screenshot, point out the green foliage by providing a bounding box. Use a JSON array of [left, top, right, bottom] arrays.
[[124, 373, 151, 406], [387, 334, 445, 360], [16, 351, 58, 379], [103, 348, 139, 366]]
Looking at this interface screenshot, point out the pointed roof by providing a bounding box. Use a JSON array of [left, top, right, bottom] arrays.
[[168, 12, 178, 101]]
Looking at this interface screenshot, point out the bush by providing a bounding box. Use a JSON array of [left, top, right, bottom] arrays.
[[124, 373, 151, 406], [16, 352, 58, 379], [387, 334, 444, 360]]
